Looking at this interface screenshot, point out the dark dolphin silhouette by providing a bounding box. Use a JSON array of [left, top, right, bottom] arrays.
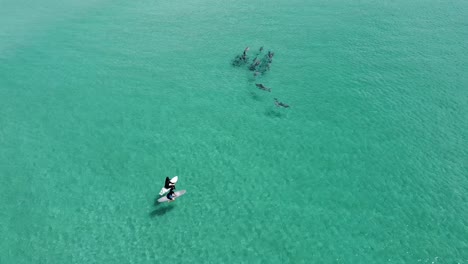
[[274, 98, 289, 108], [255, 83, 271, 92]]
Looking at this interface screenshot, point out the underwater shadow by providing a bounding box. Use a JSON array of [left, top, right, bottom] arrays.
[[150, 204, 175, 217], [265, 109, 282, 118], [154, 197, 162, 206], [250, 92, 262, 101]]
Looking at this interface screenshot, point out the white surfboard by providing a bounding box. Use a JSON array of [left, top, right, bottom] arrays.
[[158, 190, 186, 203], [159, 176, 178, 195]]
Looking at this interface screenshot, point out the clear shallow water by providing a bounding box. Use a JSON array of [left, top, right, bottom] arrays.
[[1, 0, 467, 263]]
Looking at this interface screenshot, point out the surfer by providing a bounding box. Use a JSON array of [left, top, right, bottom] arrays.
[[256, 83, 271, 92], [166, 189, 176, 202], [164, 176, 176, 190], [274, 98, 289, 108]]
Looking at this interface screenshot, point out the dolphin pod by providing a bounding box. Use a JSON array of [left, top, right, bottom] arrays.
[[231, 46, 290, 109]]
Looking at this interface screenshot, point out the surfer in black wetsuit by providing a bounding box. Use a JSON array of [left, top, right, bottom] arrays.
[[165, 177, 176, 190], [166, 189, 176, 201]]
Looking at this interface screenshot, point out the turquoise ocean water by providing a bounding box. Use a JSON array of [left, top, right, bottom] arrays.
[[1, 0, 467, 263]]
